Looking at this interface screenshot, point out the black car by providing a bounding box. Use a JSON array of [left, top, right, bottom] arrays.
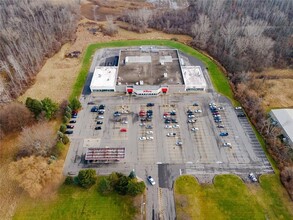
[[237, 113, 246, 117], [67, 125, 74, 129], [98, 111, 104, 115], [193, 103, 199, 106], [171, 119, 178, 123], [95, 126, 102, 130], [187, 110, 193, 114], [65, 130, 73, 134], [91, 106, 98, 112], [69, 120, 76, 123], [146, 103, 154, 107], [147, 110, 153, 113], [164, 119, 171, 124], [99, 104, 105, 109], [141, 117, 147, 121], [96, 121, 103, 124], [170, 112, 176, 116]]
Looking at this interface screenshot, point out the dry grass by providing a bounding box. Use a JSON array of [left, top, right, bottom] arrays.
[[252, 68, 293, 110]]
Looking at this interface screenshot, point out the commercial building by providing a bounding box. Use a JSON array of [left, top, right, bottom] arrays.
[[126, 85, 168, 96], [89, 66, 118, 92], [270, 109, 293, 147], [181, 66, 207, 91], [84, 147, 125, 163]]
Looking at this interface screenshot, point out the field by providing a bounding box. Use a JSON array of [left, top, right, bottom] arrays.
[[174, 175, 293, 220], [13, 183, 139, 220]]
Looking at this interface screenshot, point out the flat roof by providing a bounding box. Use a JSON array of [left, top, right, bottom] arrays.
[[125, 56, 151, 63], [85, 147, 125, 161], [271, 109, 293, 142], [181, 66, 207, 88], [90, 67, 117, 89]]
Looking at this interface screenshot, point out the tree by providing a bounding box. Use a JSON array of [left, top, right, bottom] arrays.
[[25, 97, 43, 118], [77, 169, 97, 189], [69, 97, 81, 111], [64, 176, 74, 185], [129, 170, 136, 179], [62, 135, 70, 145], [59, 124, 66, 133], [41, 97, 58, 120], [114, 175, 129, 195], [8, 156, 63, 198], [98, 177, 112, 195], [18, 122, 56, 158], [127, 180, 146, 196], [104, 16, 118, 36]]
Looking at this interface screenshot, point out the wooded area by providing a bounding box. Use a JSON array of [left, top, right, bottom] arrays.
[[0, 0, 79, 102]]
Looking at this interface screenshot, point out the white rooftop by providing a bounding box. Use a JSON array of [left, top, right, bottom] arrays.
[[271, 109, 293, 142], [182, 66, 207, 89], [125, 56, 151, 63], [159, 56, 173, 63], [90, 67, 117, 89]]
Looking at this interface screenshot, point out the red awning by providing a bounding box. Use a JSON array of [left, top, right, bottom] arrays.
[[162, 88, 168, 93], [127, 88, 133, 93]]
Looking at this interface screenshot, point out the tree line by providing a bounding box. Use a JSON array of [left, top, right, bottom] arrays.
[[0, 0, 79, 102]]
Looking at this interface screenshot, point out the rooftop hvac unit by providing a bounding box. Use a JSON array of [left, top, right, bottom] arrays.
[[140, 80, 144, 85], [164, 72, 168, 78], [136, 82, 139, 85]]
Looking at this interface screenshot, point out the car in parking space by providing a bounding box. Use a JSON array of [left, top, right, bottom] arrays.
[[191, 127, 199, 131], [237, 113, 246, 117], [187, 112, 194, 116], [218, 107, 225, 110], [65, 130, 73, 134], [193, 102, 199, 106], [69, 120, 76, 123], [139, 137, 147, 141], [99, 104, 105, 109], [167, 132, 176, 137], [147, 103, 154, 107], [188, 115, 195, 118], [163, 112, 169, 116], [212, 112, 220, 115], [146, 131, 153, 134], [170, 112, 176, 116], [188, 119, 196, 123], [147, 176, 156, 185], [98, 115, 104, 119], [146, 136, 154, 140], [219, 132, 229, 136], [248, 173, 257, 182], [91, 106, 99, 112], [165, 125, 172, 129], [235, 106, 242, 110], [139, 110, 146, 117], [71, 114, 78, 118], [120, 128, 127, 132], [113, 111, 121, 117], [95, 126, 102, 130], [139, 123, 145, 127], [98, 111, 104, 115], [67, 125, 74, 129], [176, 140, 183, 146], [215, 119, 222, 123], [146, 125, 153, 129], [217, 125, 224, 128], [223, 142, 232, 147], [96, 121, 103, 124], [194, 109, 202, 113], [141, 117, 147, 122], [171, 119, 178, 123], [87, 101, 95, 105], [121, 120, 128, 124], [173, 124, 180, 128], [187, 109, 193, 114], [164, 119, 171, 124]]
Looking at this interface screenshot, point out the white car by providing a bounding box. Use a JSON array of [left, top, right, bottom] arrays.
[[146, 131, 153, 134], [139, 137, 146, 141], [176, 140, 183, 146], [195, 109, 202, 113], [188, 115, 195, 118], [235, 106, 242, 110], [139, 123, 145, 127], [98, 116, 104, 119], [167, 132, 176, 137], [187, 119, 196, 123], [121, 121, 128, 124], [165, 125, 172, 129], [223, 142, 232, 147], [173, 124, 180, 128], [146, 136, 154, 140], [147, 176, 155, 185], [191, 127, 199, 131], [248, 173, 257, 182]]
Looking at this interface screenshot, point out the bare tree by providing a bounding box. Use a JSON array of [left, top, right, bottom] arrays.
[[191, 14, 211, 49]]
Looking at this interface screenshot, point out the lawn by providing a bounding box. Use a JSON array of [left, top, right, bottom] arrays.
[[13, 183, 137, 220], [174, 175, 293, 220], [70, 40, 236, 105]]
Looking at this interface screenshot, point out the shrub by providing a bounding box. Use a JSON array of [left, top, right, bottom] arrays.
[[62, 135, 70, 145], [52, 141, 64, 157], [64, 111, 71, 120], [77, 169, 97, 189], [69, 97, 81, 111], [114, 175, 129, 195], [63, 116, 69, 123], [59, 124, 66, 133], [98, 177, 112, 195], [127, 180, 146, 196], [65, 176, 74, 185]]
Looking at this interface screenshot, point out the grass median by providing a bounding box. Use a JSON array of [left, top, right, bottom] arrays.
[[174, 175, 293, 220]]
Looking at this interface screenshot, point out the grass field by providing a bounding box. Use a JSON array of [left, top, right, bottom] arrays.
[[70, 40, 236, 105], [13, 183, 137, 220], [174, 175, 293, 220]]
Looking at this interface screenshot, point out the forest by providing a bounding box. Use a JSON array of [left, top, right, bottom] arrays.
[[0, 0, 79, 102]]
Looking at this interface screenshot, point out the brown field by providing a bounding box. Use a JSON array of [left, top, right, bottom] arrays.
[[252, 68, 293, 110]]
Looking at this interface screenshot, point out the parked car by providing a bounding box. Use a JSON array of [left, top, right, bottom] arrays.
[[99, 104, 105, 109], [113, 111, 121, 117], [219, 132, 229, 136], [235, 106, 242, 110], [187, 110, 193, 114], [71, 115, 78, 118], [139, 137, 147, 141], [121, 120, 128, 124], [193, 102, 199, 106], [95, 126, 102, 130], [98, 111, 104, 115], [167, 132, 176, 137], [146, 136, 154, 140], [223, 142, 232, 147], [217, 125, 225, 128], [165, 125, 172, 129], [97, 121, 103, 124], [176, 140, 183, 146], [146, 131, 153, 134], [98, 115, 104, 119], [120, 128, 127, 132], [188, 115, 195, 118], [164, 119, 171, 124], [191, 127, 199, 131], [248, 173, 257, 182], [146, 103, 154, 107], [171, 119, 178, 123], [147, 176, 156, 185], [87, 101, 95, 105], [187, 119, 196, 123], [67, 125, 74, 129], [173, 124, 180, 128], [146, 125, 153, 129], [170, 112, 176, 116], [65, 130, 73, 134], [69, 120, 76, 123], [91, 106, 98, 112], [139, 123, 146, 127], [163, 112, 169, 116], [237, 113, 246, 117], [194, 109, 202, 113], [218, 107, 225, 110]]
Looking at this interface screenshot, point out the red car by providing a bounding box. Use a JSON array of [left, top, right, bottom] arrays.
[[120, 128, 127, 132]]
